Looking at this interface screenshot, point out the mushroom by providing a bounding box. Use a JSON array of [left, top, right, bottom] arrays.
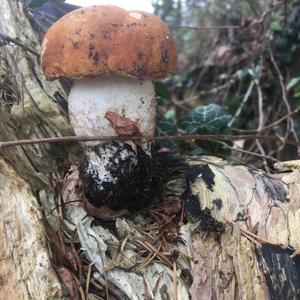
[[41, 5, 177, 209]]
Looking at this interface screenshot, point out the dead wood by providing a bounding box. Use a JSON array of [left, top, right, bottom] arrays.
[[0, 1, 299, 299]]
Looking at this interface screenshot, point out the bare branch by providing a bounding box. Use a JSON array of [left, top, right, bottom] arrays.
[[169, 25, 240, 31], [0, 32, 39, 57], [228, 81, 255, 127], [268, 46, 300, 152], [0, 134, 299, 150], [231, 105, 300, 133], [214, 139, 278, 162]]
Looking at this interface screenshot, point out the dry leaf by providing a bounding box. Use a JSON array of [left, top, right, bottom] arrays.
[[291, 248, 300, 258], [124, 140, 138, 154], [105, 111, 141, 136], [157, 200, 182, 215], [56, 266, 80, 300], [65, 248, 79, 271], [84, 199, 129, 220], [61, 165, 83, 206]]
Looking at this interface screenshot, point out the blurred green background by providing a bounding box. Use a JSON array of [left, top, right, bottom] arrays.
[[27, 0, 300, 168]]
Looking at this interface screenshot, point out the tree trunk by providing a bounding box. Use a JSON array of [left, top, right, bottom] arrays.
[[0, 159, 62, 299], [0, 1, 300, 300], [0, 0, 74, 298]]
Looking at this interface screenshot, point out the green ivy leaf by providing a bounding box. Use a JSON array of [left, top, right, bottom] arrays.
[[270, 21, 283, 32], [178, 104, 231, 134], [287, 76, 300, 90], [293, 90, 300, 98], [154, 81, 171, 106], [154, 81, 171, 100], [153, 117, 178, 151]]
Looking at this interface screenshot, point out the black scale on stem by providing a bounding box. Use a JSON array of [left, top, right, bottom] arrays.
[[79, 142, 162, 210]]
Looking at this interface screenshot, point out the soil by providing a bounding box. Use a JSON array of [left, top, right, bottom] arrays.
[[79, 142, 161, 210]]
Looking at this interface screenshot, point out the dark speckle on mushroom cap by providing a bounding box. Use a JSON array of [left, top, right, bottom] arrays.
[[41, 5, 177, 80]]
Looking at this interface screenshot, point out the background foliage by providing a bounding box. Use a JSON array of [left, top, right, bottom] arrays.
[[27, 0, 300, 169], [152, 0, 300, 169]]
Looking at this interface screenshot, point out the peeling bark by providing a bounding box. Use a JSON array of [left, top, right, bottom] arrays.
[[185, 157, 300, 300], [61, 158, 300, 300], [0, 159, 62, 299], [0, 0, 74, 298], [0, 0, 75, 189]]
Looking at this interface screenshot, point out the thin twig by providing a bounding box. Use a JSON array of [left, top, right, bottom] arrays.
[[169, 25, 240, 30], [268, 45, 300, 151], [136, 239, 173, 268], [231, 105, 300, 133], [0, 133, 300, 149], [256, 140, 271, 170], [228, 81, 255, 127], [255, 78, 264, 131], [226, 218, 283, 246], [85, 263, 93, 298], [214, 139, 278, 162], [254, 77, 270, 169], [101, 236, 129, 274], [135, 251, 159, 273], [173, 261, 178, 300], [0, 33, 39, 57]]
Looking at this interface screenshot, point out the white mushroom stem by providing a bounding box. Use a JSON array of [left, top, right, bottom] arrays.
[[68, 76, 156, 194], [68, 76, 156, 141]]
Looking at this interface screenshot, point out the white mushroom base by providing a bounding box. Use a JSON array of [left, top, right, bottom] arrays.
[[82, 141, 137, 191], [79, 141, 157, 209], [68, 76, 157, 208]]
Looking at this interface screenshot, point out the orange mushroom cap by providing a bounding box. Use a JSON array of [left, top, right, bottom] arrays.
[[41, 5, 177, 80]]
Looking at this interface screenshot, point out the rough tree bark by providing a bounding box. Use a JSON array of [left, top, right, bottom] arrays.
[[0, 1, 299, 300], [0, 0, 73, 298]]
